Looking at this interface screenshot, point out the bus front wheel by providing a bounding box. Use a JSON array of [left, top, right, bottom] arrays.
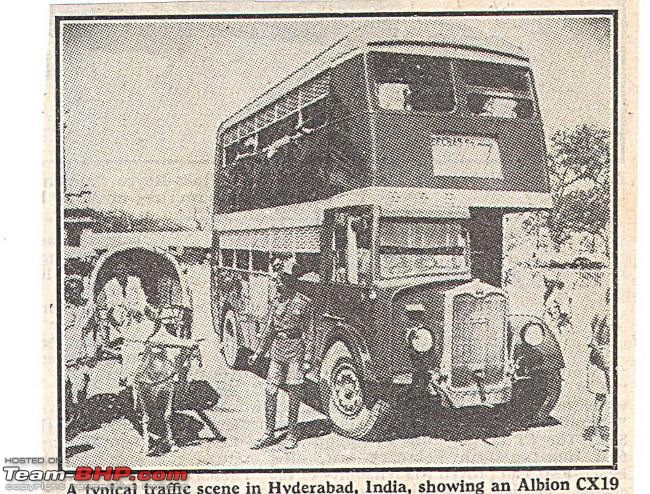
[[319, 341, 391, 440], [221, 310, 246, 370], [510, 369, 563, 425]]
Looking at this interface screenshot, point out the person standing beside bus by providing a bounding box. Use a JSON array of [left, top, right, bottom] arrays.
[[249, 258, 314, 450], [585, 288, 611, 452], [64, 278, 93, 421]]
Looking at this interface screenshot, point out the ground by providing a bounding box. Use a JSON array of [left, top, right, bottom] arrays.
[[64, 264, 612, 470]]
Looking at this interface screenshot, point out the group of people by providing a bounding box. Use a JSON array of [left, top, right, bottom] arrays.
[[543, 277, 611, 452], [64, 272, 197, 425], [65, 257, 315, 451]]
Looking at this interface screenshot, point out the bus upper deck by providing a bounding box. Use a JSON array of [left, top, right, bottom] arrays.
[[214, 25, 551, 215]]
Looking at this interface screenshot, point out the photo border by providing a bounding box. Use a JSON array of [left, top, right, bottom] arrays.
[[54, 9, 619, 474]]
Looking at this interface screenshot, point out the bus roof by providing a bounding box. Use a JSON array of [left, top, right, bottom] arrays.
[[220, 23, 529, 132]]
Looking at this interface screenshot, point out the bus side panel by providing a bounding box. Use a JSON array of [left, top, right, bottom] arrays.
[[326, 114, 373, 195], [329, 54, 371, 119], [327, 55, 373, 194]]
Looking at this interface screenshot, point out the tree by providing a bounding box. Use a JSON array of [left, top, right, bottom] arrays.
[[503, 124, 611, 282], [545, 124, 611, 252]]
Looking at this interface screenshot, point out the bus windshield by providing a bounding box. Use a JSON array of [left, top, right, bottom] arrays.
[[379, 219, 470, 279], [369, 52, 536, 119], [370, 52, 455, 113], [455, 60, 535, 119]]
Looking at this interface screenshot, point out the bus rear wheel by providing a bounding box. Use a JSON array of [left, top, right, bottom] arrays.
[[221, 310, 246, 370], [319, 341, 392, 440]]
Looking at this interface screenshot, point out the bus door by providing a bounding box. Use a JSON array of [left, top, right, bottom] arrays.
[[320, 206, 375, 326], [250, 273, 275, 348]]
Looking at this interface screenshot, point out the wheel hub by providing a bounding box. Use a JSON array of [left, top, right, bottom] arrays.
[[332, 365, 363, 416]]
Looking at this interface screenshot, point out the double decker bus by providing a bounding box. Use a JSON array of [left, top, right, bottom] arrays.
[[211, 26, 564, 439]]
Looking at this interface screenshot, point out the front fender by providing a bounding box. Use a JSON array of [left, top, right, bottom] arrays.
[[509, 314, 565, 373], [316, 320, 374, 382]]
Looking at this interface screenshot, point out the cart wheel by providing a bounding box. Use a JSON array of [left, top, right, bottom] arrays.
[[221, 310, 246, 369]]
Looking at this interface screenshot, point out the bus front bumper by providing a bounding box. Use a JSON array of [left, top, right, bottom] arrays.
[[392, 372, 512, 408]]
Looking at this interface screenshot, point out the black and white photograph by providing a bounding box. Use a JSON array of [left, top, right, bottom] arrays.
[[54, 8, 622, 473]]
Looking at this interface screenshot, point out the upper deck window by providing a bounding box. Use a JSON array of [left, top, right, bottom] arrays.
[[369, 52, 455, 113], [220, 72, 330, 169], [456, 60, 535, 119]]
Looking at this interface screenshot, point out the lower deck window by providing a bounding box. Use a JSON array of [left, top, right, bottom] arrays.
[[295, 252, 321, 281], [221, 249, 234, 267], [236, 250, 251, 270], [252, 250, 270, 272]]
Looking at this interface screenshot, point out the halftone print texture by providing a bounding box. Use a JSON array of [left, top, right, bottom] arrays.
[[59, 12, 616, 471]]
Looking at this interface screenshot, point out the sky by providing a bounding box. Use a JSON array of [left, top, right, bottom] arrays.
[[60, 15, 613, 225]]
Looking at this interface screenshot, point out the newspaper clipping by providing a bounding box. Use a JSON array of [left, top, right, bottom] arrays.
[[36, 1, 637, 494]]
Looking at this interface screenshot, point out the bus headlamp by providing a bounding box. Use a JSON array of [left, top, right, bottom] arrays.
[[408, 327, 433, 353], [522, 322, 545, 346]]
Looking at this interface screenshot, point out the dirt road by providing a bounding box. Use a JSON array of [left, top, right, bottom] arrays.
[[65, 338, 610, 471], [64, 264, 611, 470]]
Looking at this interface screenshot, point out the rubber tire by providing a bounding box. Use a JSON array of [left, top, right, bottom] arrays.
[[319, 341, 392, 440], [221, 310, 247, 370], [510, 369, 563, 425]]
